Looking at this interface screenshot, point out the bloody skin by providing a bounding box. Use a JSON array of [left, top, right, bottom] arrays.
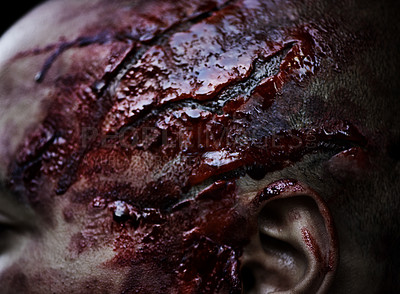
[[2, 0, 390, 293]]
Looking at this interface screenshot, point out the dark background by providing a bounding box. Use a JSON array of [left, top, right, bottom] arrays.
[[0, 1, 44, 36]]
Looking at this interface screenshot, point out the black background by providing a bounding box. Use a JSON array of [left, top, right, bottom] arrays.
[[0, 1, 44, 36]]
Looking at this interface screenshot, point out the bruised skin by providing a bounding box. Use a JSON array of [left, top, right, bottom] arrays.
[[0, 0, 396, 293]]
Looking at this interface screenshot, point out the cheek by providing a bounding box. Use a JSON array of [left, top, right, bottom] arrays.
[[0, 241, 128, 294], [0, 198, 128, 294]]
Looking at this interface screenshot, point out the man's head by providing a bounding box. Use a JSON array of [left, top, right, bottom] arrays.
[[0, 0, 399, 293]]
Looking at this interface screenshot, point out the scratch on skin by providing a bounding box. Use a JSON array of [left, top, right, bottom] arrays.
[[301, 227, 323, 264], [33, 0, 238, 84]]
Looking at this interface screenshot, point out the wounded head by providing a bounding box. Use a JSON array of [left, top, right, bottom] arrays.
[[0, 0, 399, 293]]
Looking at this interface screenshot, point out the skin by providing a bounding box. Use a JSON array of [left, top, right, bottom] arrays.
[[0, 0, 399, 293]]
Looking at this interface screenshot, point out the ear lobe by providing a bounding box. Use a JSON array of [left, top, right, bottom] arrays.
[[241, 180, 337, 294]]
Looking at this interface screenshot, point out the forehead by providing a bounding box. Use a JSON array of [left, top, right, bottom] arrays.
[[0, 0, 387, 205]]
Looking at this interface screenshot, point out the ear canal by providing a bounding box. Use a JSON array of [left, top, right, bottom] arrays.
[[241, 186, 337, 294]]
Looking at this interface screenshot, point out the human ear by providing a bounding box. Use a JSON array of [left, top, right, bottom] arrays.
[[240, 180, 337, 294]]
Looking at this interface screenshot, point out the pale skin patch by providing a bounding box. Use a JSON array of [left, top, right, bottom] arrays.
[[0, 181, 129, 293]]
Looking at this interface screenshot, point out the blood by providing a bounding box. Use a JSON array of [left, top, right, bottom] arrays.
[[301, 227, 324, 264], [7, 0, 366, 292]]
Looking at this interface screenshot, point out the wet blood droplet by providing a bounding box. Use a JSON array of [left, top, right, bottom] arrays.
[[111, 200, 140, 226], [113, 200, 130, 222]]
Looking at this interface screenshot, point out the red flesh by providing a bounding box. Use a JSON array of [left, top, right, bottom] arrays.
[[7, 0, 371, 292]]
